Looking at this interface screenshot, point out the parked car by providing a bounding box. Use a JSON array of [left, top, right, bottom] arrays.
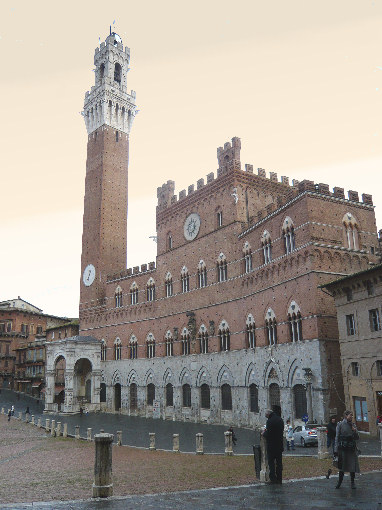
[[293, 424, 318, 447]]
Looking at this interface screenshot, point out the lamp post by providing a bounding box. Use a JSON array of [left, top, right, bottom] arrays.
[[303, 368, 314, 422]]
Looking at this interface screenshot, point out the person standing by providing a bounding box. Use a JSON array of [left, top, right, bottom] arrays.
[[7, 409, 12, 422], [334, 410, 360, 489], [284, 419, 295, 451], [11, 405, 14, 416], [326, 416, 337, 454], [227, 426, 237, 446], [262, 409, 284, 484]]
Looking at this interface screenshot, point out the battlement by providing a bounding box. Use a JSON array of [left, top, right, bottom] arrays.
[[107, 261, 156, 283], [156, 139, 374, 213]]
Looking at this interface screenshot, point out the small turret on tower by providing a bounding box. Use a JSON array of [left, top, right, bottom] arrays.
[[217, 137, 241, 176]]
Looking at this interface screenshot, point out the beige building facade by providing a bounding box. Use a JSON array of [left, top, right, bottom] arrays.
[[322, 263, 382, 436]]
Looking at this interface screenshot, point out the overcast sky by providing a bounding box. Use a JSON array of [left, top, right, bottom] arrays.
[[1, 0, 381, 317]]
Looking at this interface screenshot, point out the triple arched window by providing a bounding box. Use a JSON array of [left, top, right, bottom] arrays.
[[217, 253, 228, 282], [181, 327, 191, 355], [146, 333, 155, 358], [199, 324, 209, 354], [218, 320, 230, 351], [165, 272, 173, 297], [146, 278, 155, 302], [343, 213, 359, 250], [282, 217, 295, 255], [130, 282, 138, 305], [181, 266, 190, 293], [261, 231, 272, 264], [165, 331, 173, 356], [288, 301, 303, 342], [246, 314, 256, 348], [129, 335, 138, 359], [114, 338, 122, 360], [198, 260, 207, 288], [265, 309, 277, 345], [115, 286, 123, 308]]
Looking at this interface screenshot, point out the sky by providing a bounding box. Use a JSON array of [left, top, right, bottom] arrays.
[[1, 0, 381, 318]]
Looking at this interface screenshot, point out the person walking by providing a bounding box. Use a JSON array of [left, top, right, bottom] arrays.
[[227, 426, 237, 446], [7, 409, 12, 422], [262, 409, 284, 484], [284, 419, 295, 451], [326, 416, 337, 455], [334, 410, 360, 489], [11, 405, 15, 416]]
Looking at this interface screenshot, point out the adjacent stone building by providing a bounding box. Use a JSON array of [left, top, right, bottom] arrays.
[[47, 31, 380, 425], [321, 263, 382, 436]]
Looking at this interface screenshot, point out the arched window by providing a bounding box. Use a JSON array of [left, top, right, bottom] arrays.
[[261, 231, 272, 264], [147, 383, 155, 406], [146, 278, 155, 302], [246, 314, 256, 348], [218, 321, 230, 351], [217, 253, 227, 282], [293, 384, 307, 419], [130, 383, 137, 409], [114, 62, 122, 83], [269, 383, 281, 412], [243, 241, 252, 273], [343, 213, 359, 250], [130, 282, 138, 305], [114, 338, 122, 360], [100, 63, 105, 80], [282, 217, 296, 255], [265, 309, 277, 345], [167, 233, 173, 250], [181, 327, 191, 355], [197, 260, 207, 288], [217, 208, 223, 228], [198, 324, 209, 354], [166, 383, 174, 406], [165, 272, 173, 298], [165, 331, 173, 356], [101, 340, 107, 361], [129, 335, 138, 359], [182, 384, 191, 407], [249, 384, 259, 413], [181, 266, 190, 293], [288, 301, 303, 342], [146, 333, 155, 358], [221, 384, 232, 411], [115, 286, 123, 308], [100, 383, 106, 402], [200, 384, 210, 409]]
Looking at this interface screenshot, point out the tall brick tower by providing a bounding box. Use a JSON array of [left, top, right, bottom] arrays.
[[80, 31, 137, 310]]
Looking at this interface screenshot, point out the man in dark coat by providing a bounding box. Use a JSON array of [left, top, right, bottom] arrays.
[[262, 408, 284, 484]]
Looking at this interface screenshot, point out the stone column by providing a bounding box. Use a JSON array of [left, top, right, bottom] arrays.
[[317, 427, 329, 459], [44, 370, 55, 411], [149, 432, 156, 451], [56, 422, 61, 437], [63, 423, 68, 438], [224, 431, 233, 456], [92, 369, 101, 409], [173, 434, 179, 453], [63, 370, 74, 414], [378, 423, 382, 459], [87, 428, 92, 441], [45, 418, 50, 432], [51, 420, 56, 436], [31, 415, 35, 425], [196, 433, 203, 455], [75, 425, 80, 439], [92, 433, 114, 498], [116, 431, 122, 446], [260, 434, 269, 482]]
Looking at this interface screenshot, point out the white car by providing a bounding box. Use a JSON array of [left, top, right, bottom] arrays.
[[293, 424, 318, 447]]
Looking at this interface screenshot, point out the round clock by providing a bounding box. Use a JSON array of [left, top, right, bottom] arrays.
[[184, 213, 201, 241], [83, 264, 96, 287]]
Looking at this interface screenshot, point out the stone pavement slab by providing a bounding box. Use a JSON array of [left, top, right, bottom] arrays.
[[1, 472, 381, 510]]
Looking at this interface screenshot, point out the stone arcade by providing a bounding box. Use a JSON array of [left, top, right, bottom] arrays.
[[47, 31, 379, 426]]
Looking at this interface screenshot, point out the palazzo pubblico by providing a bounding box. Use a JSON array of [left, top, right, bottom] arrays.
[[44, 32, 380, 427]]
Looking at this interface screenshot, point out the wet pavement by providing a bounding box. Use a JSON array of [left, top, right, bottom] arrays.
[[0, 390, 380, 456], [0, 472, 381, 509]]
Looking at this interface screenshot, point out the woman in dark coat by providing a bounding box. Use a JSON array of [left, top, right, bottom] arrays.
[[334, 410, 360, 489]]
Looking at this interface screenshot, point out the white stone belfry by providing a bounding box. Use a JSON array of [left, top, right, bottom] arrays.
[[83, 31, 137, 135], [44, 336, 101, 414]]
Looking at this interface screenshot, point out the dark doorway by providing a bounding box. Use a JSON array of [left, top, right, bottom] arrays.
[[114, 383, 121, 411]]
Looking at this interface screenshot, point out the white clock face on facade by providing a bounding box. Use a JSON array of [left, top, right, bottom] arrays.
[[83, 264, 96, 287], [184, 213, 201, 241]]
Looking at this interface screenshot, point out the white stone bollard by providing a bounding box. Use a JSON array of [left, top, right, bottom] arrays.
[[37, 417, 42, 428], [56, 422, 61, 436], [31, 415, 35, 425], [224, 431, 233, 456], [87, 428, 92, 441], [18, 411, 22, 420], [45, 418, 50, 432], [1, 407, 4, 414], [117, 431, 122, 446], [75, 425, 80, 439], [149, 432, 156, 451], [51, 419, 56, 436], [317, 427, 330, 459], [173, 434, 180, 453], [63, 423, 68, 438], [92, 433, 114, 498], [260, 434, 270, 482], [196, 433, 204, 455]]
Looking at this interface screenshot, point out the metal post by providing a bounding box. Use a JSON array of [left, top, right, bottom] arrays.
[[225, 431, 233, 456], [173, 433, 180, 453], [196, 433, 204, 455], [45, 418, 50, 432], [87, 428, 92, 441], [92, 433, 114, 498], [63, 423, 68, 438], [317, 426, 329, 459], [149, 432, 156, 451], [117, 431, 122, 446], [51, 419, 56, 436]]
